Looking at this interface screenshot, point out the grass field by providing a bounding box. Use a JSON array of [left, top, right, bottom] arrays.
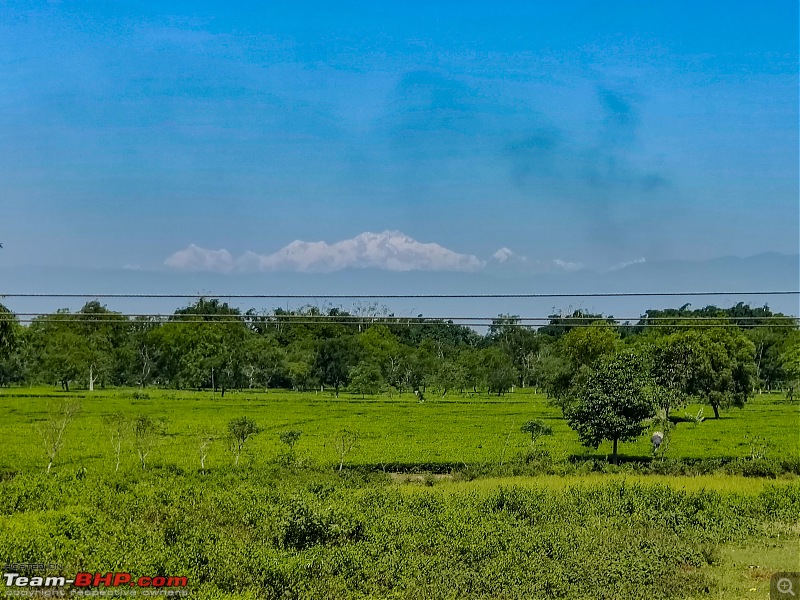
[[0, 387, 798, 599], [0, 387, 797, 474]]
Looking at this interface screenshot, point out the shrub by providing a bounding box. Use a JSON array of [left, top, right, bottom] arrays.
[[133, 415, 162, 470], [37, 401, 81, 473], [228, 417, 260, 467], [276, 496, 363, 550], [520, 420, 553, 447]]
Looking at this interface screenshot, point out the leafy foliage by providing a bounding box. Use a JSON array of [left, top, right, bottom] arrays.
[[0, 300, 792, 412], [520, 420, 553, 446], [565, 352, 656, 462], [348, 362, 383, 397], [0, 303, 18, 353], [228, 417, 260, 466], [0, 469, 797, 599], [313, 337, 360, 396], [687, 328, 757, 418]]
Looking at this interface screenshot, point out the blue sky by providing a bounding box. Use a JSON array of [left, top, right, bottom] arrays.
[[1, 0, 797, 276]]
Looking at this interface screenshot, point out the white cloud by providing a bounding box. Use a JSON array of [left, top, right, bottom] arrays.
[[164, 244, 235, 272], [491, 247, 528, 264], [164, 233, 593, 275], [165, 232, 484, 273], [553, 259, 584, 272], [489, 248, 583, 273], [609, 257, 646, 271]]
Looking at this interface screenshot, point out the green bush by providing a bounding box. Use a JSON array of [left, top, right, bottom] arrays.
[[276, 496, 363, 550], [1, 471, 797, 599]]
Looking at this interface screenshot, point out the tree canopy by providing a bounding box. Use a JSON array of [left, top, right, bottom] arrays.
[[0, 301, 793, 406], [564, 352, 656, 463]]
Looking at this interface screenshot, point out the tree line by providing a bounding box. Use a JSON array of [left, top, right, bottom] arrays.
[[0, 300, 797, 416]]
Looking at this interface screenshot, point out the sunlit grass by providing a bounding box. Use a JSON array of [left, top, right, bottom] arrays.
[[394, 473, 800, 494], [0, 387, 797, 474]]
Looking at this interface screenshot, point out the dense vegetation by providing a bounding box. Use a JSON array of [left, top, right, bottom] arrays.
[[1, 300, 797, 402], [2, 467, 798, 599], [0, 387, 798, 599], [1, 388, 797, 476], [0, 301, 798, 598], [0, 299, 797, 461]]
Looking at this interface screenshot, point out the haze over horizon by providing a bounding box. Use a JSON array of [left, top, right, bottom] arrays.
[[1, 1, 797, 293]]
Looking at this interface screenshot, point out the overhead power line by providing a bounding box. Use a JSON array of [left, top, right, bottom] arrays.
[[2, 317, 797, 328], [0, 291, 798, 300], [3, 313, 798, 322]]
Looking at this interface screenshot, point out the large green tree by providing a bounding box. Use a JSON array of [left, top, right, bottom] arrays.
[[163, 299, 249, 394], [29, 312, 87, 391], [313, 337, 360, 396], [27, 303, 126, 391], [457, 347, 486, 394], [488, 316, 545, 388], [483, 347, 517, 396], [116, 317, 161, 388], [540, 322, 620, 402], [0, 303, 16, 352], [349, 362, 383, 398], [687, 328, 756, 419], [747, 325, 797, 392], [781, 331, 800, 401], [561, 322, 620, 367], [242, 334, 287, 389], [565, 352, 656, 463], [358, 325, 406, 388], [646, 333, 697, 418], [0, 303, 23, 387], [74, 301, 127, 391]]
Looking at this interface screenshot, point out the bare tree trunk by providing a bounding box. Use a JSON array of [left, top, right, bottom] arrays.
[[89, 364, 98, 392], [754, 343, 763, 392], [139, 346, 151, 388]]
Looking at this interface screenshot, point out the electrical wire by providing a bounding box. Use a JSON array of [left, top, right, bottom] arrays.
[[3, 313, 798, 321], [1, 291, 798, 299], [1, 318, 796, 328]]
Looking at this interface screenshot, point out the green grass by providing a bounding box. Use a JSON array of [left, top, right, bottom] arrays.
[[0, 387, 797, 474], [1, 469, 798, 599], [394, 473, 800, 494], [708, 537, 800, 600], [1, 387, 799, 599]]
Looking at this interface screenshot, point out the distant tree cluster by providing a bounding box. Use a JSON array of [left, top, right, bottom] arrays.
[[0, 301, 797, 439]]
